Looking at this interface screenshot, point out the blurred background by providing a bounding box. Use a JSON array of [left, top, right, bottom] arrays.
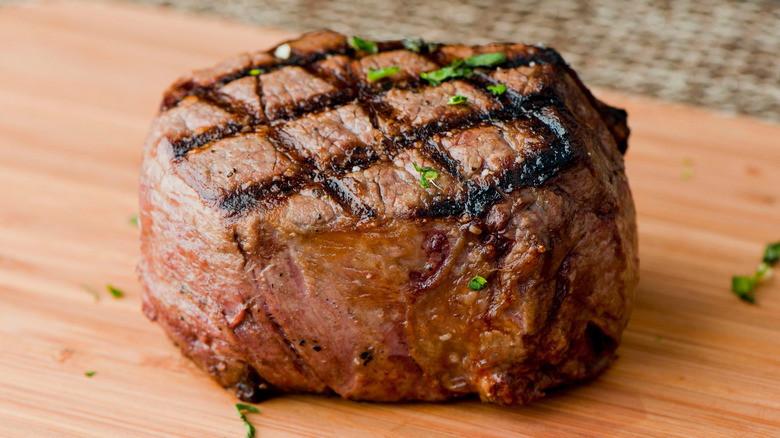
[[2, 0, 778, 121], [101, 0, 780, 122]]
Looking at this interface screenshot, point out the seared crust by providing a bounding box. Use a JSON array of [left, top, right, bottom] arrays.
[[139, 30, 637, 404]]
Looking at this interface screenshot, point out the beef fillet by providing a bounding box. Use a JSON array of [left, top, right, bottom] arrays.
[[138, 30, 638, 405]]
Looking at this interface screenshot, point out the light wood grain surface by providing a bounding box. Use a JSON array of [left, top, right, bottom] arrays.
[[1, 1, 779, 437]]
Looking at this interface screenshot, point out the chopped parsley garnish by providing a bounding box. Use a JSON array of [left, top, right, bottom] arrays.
[[732, 275, 757, 303], [487, 84, 507, 95], [402, 38, 438, 54], [248, 68, 261, 76], [82, 284, 99, 302], [412, 162, 439, 188], [85, 371, 96, 377], [235, 403, 260, 438], [349, 36, 378, 54], [130, 215, 138, 226], [367, 66, 400, 82], [106, 284, 123, 299], [448, 95, 468, 105], [420, 52, 506, 86], [421, 59, 472, 86], [764, 242, 780, 264], [468, 276, 487, 291], [731, 241, 780, 303], [464, 52, 507, 67]]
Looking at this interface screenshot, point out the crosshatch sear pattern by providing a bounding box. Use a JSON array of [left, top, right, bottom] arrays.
[[149, 30, 628, 224], [139, 30, 639, 405]]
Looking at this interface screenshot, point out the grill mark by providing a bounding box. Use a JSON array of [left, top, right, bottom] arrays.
[[421, 140, 464, 180], [323, 178, 377, 220], [219, 177, 305, 216], [255, 73, 268, 123], [198, 90, 250, 117], [359, 99, 392, 142], [464, 184, 505, 218], [355, 95, 402, 162], [243, 73, 265, 125], [497, 139, 574, 191], [204, 87, 266, 129], [416, 199, 464, 218], [264, 88, 357, 123], [329, 146, 382, 175], [264, 124, 311, 166], [302, 56, 357, 91], [169, 121, 246, 159]]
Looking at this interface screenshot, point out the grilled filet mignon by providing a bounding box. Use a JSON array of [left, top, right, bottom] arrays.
[[138, 30, 638, 405]]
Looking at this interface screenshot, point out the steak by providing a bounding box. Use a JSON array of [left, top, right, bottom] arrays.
[[138, 30, 638, 405]]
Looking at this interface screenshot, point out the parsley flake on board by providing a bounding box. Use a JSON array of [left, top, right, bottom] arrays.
[[764, 241, 780, 264], [349, 36, 378, 54], [448, 95, 468, 105], [681, 157, 694, 180], [235, 403, 260, 438], [412, 162, 439, 188], [82, 284, 99, 302], [85, 371, 96, 377], [468, 276, 487, 290], [732, 275, 757, 303], [367, 66, 400, 82], [130, 215, 139, 226], [487, 84, 507, 95], [106, 284, 123, 299], [731, 241, 779, 303]]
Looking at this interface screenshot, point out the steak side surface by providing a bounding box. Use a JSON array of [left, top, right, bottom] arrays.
[[138, 30, 638, 405]]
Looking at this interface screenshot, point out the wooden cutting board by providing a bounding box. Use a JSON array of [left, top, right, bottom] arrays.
[[1, 1, 779, 436]]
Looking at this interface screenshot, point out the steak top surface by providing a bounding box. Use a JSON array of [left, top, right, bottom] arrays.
[[138, 30, 638, 405]]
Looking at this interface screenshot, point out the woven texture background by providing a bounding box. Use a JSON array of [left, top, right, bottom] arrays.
[[6, 0, 779, 121]]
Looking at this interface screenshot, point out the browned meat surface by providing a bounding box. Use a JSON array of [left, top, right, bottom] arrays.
[[138, 30, 638, 405]]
